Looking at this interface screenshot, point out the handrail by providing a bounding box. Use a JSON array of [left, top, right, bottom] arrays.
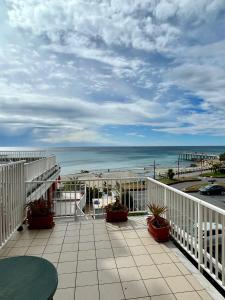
[[147, 177, 225, 216]]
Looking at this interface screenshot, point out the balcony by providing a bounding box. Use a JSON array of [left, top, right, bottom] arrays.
[[0, 216, 222, 300], [1, 173, 225, 299]]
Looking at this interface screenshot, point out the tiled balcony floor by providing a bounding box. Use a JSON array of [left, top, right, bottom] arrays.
[[0, 217, 223, 300]]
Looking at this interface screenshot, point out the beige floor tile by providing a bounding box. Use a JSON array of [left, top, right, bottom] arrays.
[[139, 265, 162, 279], [136, 231, 152, 238], [26, 246, 45, 255], [167, 252, 180, 263], [30, 239, 48, 246], [99, 282, 124, 300], [175, 291, 202, 300], [145, 244, 165, 254], [61, 243, 78, 252], [0, 247, 10, 257], [78, 249, 96, 260], [96, 248, 113, 259], [80, 229, 93, 236], [64, 236, 79, 243], [144, 278, 171, 296], [116, 256, 136, 268], [133, 254, 154, 266], [57, 261, 77, 274], [94, 229, 108, 235], [67, 224, 80, 230], [76, 270, 98, 286], [95, 240, 112, 249], [77, 259, 97, 272], [111, 239, 127, 248], [98, 268, 120, 284], [185, 275, 204, 290], [15, 240, 33, 247], [65, 230, 79, 236], [42, 252, 60, 263], [47, 237, 64, 245], [50, 231, 65, 238], [79, 235, 95, 242], [157, 263, 182, 277], [126, 238, 143, 246], [129, 245, 148, 256], [109, 232, 124, 240], [54, 288, 75, 300], [8, 247, 29, 256], [78, 241, 95, 250], [123, 230, 139, 239], [197, 290, 213, 300], [118, 266, 141, 281], [113, 247, 131, 257], [140, 237, 158, 245], [97, 258, 117, 270], [165, 276, 194, 293], [58, 272, 76, 288], [3, 240, 16, 248], [151, 294, 176, 300], [132, 298, 151, 300], [44, 244, 62, 253], [36, 231, 52, 239], [161, 243, 175, 253], [175, 263, 191, 275], [75, 285, 99, 300], [151, 253, 172, 264], [122, 280, 148, 299], [59, 251, 77, 262], [54, 224, 67, 231], [94, 234, 110, 242]]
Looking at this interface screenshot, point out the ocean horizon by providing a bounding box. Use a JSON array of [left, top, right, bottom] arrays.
[[1, 146, 224, 175]]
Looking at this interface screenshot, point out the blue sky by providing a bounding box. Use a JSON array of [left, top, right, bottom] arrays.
[[1, 0, 225, 147]]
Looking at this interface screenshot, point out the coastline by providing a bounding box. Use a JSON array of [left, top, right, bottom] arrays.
[[61, 160, 215, 181]]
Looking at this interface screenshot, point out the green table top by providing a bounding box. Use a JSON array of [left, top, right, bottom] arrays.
[[0, 256, 58, 300]]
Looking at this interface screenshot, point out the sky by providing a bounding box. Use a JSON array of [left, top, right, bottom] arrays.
[[1, 0, 225, 147]]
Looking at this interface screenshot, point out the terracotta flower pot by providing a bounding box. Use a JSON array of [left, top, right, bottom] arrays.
[[106, 210, 128, 222], [147, 216, 170, 242], [27, 214, 54, 229]]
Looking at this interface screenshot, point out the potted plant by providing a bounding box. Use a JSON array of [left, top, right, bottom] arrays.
[[147, 203, 170, 242], [26, 199, 54, 229], [105, 196, 128, 222]]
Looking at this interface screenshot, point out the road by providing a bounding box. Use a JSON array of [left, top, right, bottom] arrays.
[[171, 178, 225, 210]]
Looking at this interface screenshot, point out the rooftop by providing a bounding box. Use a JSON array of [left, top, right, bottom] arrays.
[[0, 216, 222, 300]]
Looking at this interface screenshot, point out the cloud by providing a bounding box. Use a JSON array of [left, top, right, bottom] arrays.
[[0, 0, 225, 145]]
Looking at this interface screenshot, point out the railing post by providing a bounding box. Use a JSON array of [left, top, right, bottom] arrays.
[[198, 202, 203, 272]]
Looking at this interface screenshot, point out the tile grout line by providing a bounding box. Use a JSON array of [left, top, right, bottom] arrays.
[[109, 223, 126, 300]]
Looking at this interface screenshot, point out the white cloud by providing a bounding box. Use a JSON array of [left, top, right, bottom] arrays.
[[0, 0, 225, 144]]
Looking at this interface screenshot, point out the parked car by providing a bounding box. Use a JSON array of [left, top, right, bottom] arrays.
[[199, 184, 225, 195]]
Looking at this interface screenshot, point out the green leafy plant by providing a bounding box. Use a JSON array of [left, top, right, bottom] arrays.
[[167, 169, 175, 180], [26, 199, 52, 217], [105, 196, 128, 212], [148, 203, 168, 228]]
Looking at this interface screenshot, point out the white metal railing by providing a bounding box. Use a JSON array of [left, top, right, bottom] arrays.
[[25, 177, 147, 219], [0, 151, 46, 162], [0, 161, 25, 247], [24, 156, 57, 181], [147, 177, 225, 290]]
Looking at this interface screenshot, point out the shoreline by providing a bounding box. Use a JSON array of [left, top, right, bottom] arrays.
[[61, 161, 215, 181]]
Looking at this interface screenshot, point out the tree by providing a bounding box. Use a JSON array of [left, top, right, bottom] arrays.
[[219, 153, 225, 161], [211, 162, 222, 174], [167, 169, 175, 180]]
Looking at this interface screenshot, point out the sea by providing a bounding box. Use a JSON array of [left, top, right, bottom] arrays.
[[1, 146, 225, 175], [43, 146, 225, 175]]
